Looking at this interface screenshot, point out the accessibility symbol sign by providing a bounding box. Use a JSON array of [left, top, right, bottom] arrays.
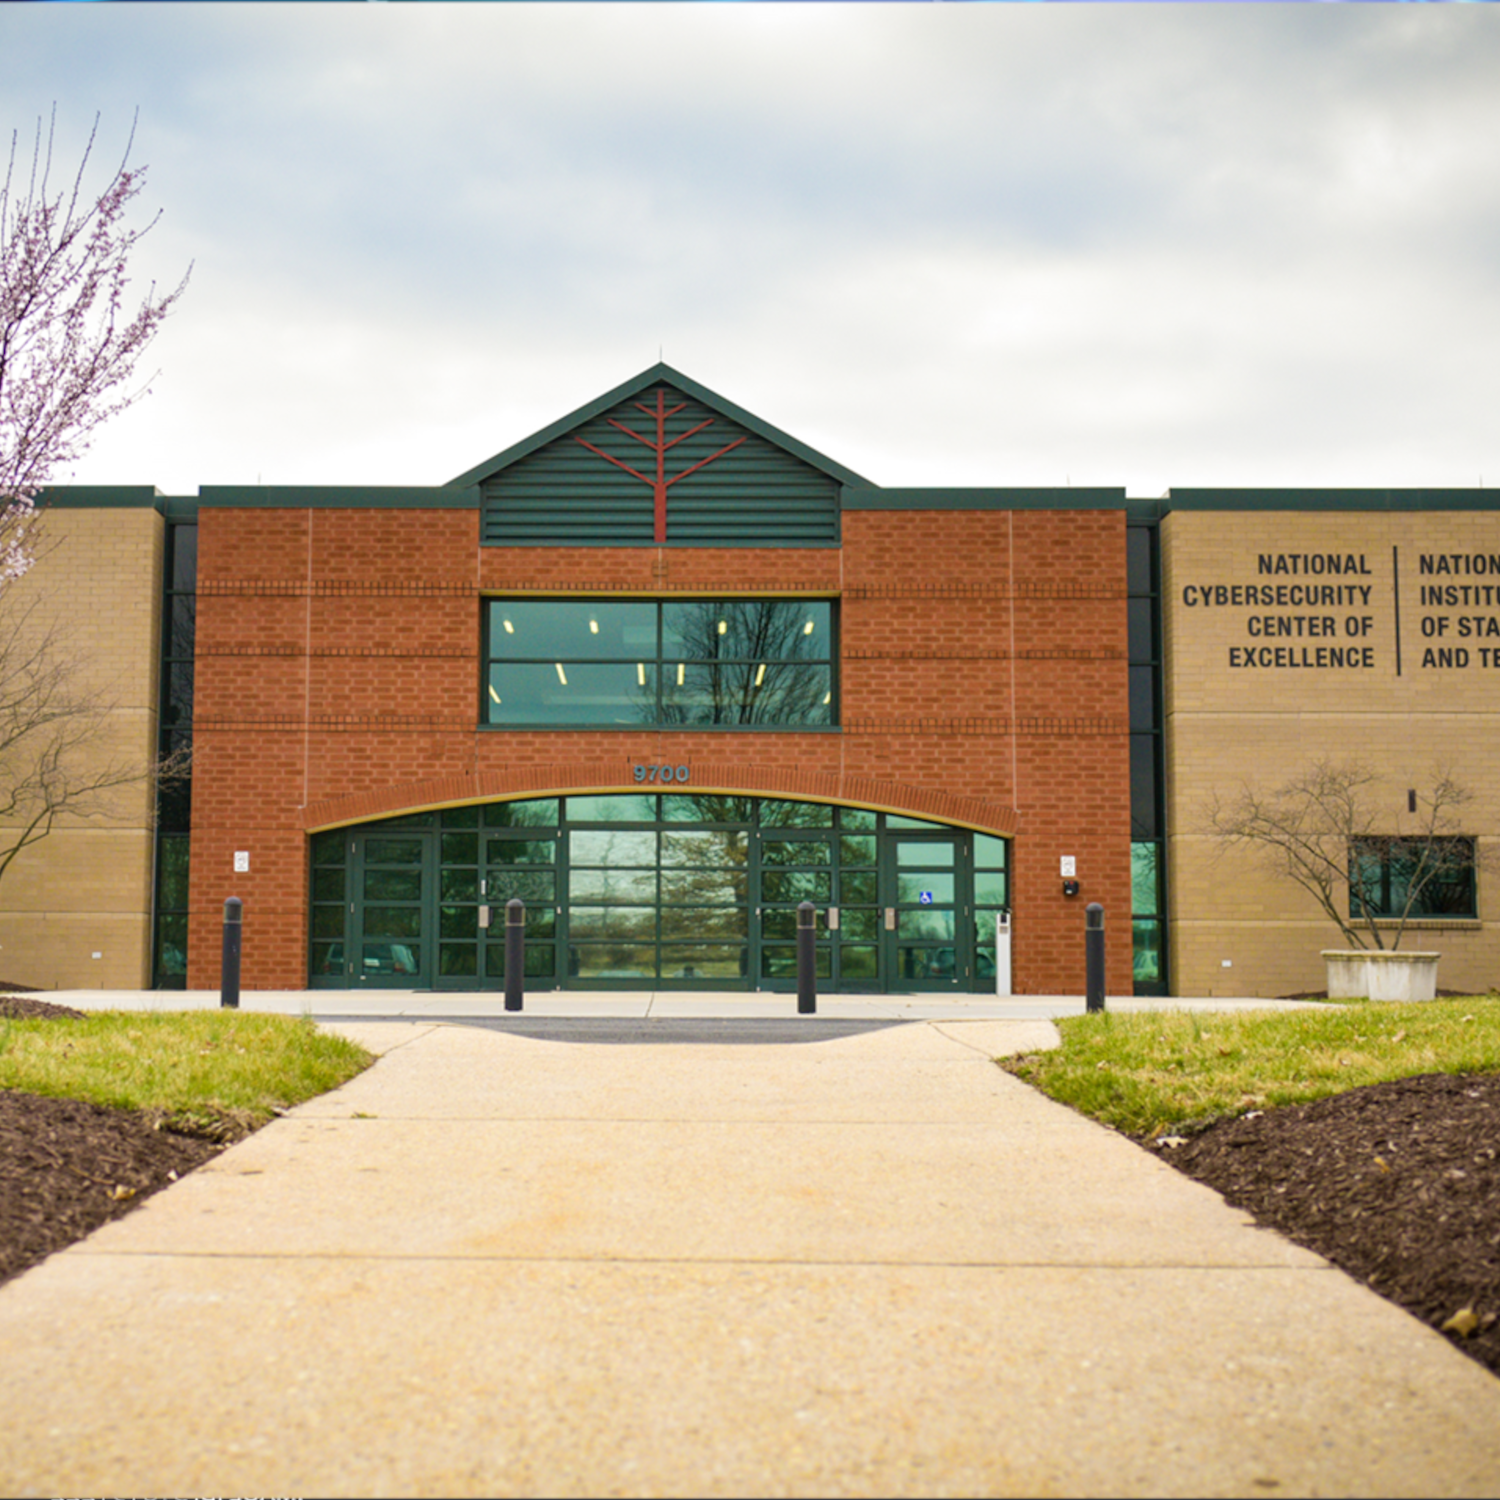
[[919, 891, 934, 905]]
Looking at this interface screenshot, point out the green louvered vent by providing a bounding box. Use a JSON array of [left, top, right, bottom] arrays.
[[482, 385, 840, 547]]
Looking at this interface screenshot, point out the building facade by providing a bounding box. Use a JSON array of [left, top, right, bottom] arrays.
[[1161, 499, 1500, 997], [5, 365, 1496, 997]]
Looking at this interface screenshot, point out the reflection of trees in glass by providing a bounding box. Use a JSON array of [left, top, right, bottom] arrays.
[[661, 601, 829, 726], [627, 660, 660, 725], [1130, 843, 1159, 916], [662, 793, 756, 824], [1350, 836, 1476, 920], [660, 828, 749, 907]]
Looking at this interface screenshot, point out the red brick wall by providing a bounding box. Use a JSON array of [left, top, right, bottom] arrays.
[[188, 507, 1130, 993]]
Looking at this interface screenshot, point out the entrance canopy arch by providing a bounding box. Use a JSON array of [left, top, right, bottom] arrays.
[[302, 761, 1019, 841]]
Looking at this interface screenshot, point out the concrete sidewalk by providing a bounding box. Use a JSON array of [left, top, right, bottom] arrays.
[[38, 985, 1336, 1020], [3, 1015, 1499, 1496]]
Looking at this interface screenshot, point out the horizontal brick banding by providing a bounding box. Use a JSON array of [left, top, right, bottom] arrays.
[[196, 647, 473, 659], [842, 649, 1125, 661], [202, 579, 851, 598], [198, 580, 473, 597], [845, 582, 1122, 600], [196, 717, 476, 732], [845, 718, 1128, 736]]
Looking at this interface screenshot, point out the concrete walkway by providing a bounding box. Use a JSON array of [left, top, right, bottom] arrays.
[[38, 985, 1340, 1020], [3, 1005, 1500, 1496]]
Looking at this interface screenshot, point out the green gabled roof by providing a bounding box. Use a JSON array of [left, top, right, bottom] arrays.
[[447, 363, 875, 490]]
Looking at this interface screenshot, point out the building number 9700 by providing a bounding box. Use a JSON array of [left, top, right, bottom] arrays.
[[634, 764, 691, 784]]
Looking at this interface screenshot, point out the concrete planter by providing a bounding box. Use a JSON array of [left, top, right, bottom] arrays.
[[1322, 950, 1441, 1002]]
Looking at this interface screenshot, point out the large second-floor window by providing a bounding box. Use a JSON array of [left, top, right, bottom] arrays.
[[485, 598, 835, 728]]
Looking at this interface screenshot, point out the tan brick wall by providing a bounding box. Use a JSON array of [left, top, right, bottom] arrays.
[[1162, 510, 1500, 995], [0, 509, 163, 990]]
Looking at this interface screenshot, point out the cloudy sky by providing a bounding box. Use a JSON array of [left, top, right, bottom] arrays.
[[4, 4, 1499, 498]]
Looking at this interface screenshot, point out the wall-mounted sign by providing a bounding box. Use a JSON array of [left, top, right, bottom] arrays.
[[1175, 545, 1500, 677], [234, 851, 250, 873]]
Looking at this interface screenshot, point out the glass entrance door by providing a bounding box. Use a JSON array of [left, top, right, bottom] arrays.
[[565, 815, 750, 984], [351, 832, 431, 987], [480, 831, 561, 987], [884, 835, 967, 990]]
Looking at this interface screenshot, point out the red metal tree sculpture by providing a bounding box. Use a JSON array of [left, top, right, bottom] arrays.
[[575, 388, 745, 543]]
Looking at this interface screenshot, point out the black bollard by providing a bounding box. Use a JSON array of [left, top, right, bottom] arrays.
[[1085, 902, 1105, 1013], [796, 900, 817, 1015], [221, 896, 242, 1010], [504, 897, 525, 1012]]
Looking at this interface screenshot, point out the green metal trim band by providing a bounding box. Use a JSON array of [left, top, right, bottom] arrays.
[[1161, 488, 1499, 512], [196, 486, 481, 509], [36, 485, 483, 513], [33, 486, 166, 508], [842, 487, 1129, 510]]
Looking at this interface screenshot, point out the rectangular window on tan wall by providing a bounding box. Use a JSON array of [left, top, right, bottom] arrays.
[[1349, 836, 1477, 921]]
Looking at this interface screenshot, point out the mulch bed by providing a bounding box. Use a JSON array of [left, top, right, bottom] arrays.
[[0, 996, 253, 1288], [1139, 1071, 1500, 1379], [4, 999, 1499, 1383]]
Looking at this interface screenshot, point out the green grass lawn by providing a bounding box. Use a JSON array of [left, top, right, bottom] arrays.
[[0, 1010, 372, 1131], [1003, 996, 1500, 1137]]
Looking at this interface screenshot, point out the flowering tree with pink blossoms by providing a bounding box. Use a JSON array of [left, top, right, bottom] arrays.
[[0, 114, 190, 922], [0, 111, 189, 586]]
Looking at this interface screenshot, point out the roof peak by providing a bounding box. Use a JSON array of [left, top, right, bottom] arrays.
[[447, 364, 873, 491]]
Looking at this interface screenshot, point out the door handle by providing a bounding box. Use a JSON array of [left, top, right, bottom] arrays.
[[884, 907, 896, 931], [478, 905, 491, 929]]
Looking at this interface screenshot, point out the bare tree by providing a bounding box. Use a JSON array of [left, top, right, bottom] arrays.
[[1, 108, 190, 584], [1207, 759, 1478, 951], [0, 592, 188, 888]]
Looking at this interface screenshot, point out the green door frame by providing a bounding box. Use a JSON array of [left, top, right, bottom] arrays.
[[348, 830, 434, 989], [882, 832, 970, 991], [478, 830, 562, 989]]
